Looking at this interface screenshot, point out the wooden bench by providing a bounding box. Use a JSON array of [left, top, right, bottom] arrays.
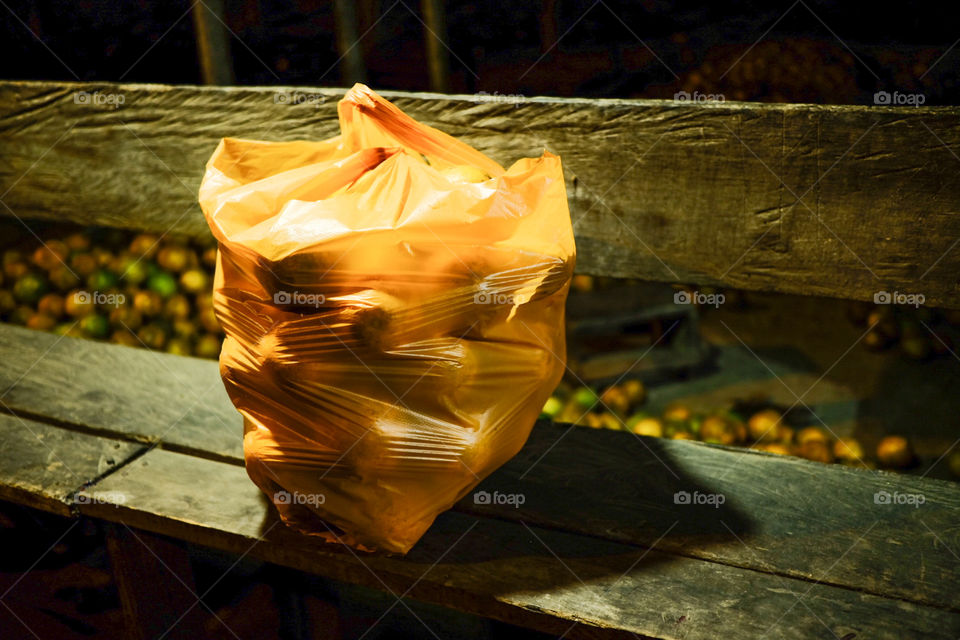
[[1, 80, 959, 639]]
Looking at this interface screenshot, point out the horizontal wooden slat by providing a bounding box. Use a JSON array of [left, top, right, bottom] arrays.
[[2, 322, 958, 612], [1, 80, 958, 306], [0, 323, 242, 461], [468, 427, 960, 612], [0, 411, 144, 516], [77, 447, 960, 640]]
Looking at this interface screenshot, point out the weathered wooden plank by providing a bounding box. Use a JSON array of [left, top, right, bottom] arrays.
[[465, 426, 960, 612], [0, 323, 242, 461], [77, 447, 960, 640], [2, 321, 958, 611], [1, 80, 958, 306], [0, 411, 144, 516]]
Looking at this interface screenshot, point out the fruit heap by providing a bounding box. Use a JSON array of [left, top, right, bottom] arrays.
[[541, 379, 649, 430], [0, 223, 224, 359], [848, 301, 958, 360], [540, 382, 960, 478]]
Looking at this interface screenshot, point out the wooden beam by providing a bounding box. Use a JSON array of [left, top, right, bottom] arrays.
[[77, 447, 960, 640], [0, 81, 958, 306]]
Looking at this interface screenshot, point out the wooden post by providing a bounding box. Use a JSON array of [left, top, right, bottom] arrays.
[[106, 524, 207, 640], [421, 0, 450, 92], [539, 0, 559, 55], [191, 0, 235, 85], [333, 0, 368, 85]]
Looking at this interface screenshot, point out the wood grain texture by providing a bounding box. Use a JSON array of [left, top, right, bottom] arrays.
[[0, 323, 242, 461], [0, 411, 143, 516], [464, 426, 960, 612], [1, 80, 958, 306], [2, 323, 958, 611], [77, 448, 960, 640]]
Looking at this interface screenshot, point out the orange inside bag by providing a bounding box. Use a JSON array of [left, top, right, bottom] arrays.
[[198, 84, 575, 554]]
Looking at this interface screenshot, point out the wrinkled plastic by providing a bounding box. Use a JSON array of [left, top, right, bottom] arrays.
[[198, 84, 575, 553]]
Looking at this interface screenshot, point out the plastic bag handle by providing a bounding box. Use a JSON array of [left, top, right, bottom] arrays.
[[338, 84, 505, 178]]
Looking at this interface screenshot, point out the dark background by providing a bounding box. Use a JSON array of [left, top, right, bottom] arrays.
[[0, 0, 956, 104]]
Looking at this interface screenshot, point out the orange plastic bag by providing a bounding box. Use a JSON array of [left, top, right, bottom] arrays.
[[198, 84, 574, 553]]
